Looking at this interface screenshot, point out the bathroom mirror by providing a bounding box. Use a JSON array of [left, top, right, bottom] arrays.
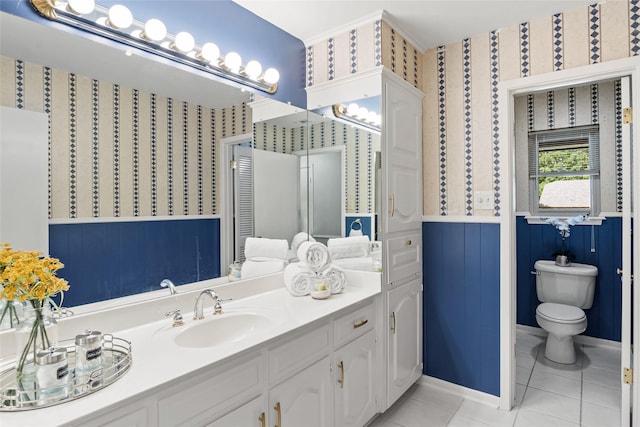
[[0, 11, 312, 310]]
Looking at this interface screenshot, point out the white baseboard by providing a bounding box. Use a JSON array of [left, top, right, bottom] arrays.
[[516, 324, 621, 350], [418, 375, 501, 409]]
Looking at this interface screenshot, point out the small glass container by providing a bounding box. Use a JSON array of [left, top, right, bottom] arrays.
[[228, 261, 242, 281], [75, 330, 103, 380], [35, 347, 69, 402]]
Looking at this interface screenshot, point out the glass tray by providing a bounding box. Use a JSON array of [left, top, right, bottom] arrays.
[[0, 334, 131, 411]]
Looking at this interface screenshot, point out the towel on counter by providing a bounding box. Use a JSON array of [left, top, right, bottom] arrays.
[[291, 232, 316, 253], [241, 259, 287, 279], [283, 262, 316, 296], [244, 237, 289, 261], [327, 236, 370, 260], [297, 241, 332, 273], [321, 265, 347, 294]]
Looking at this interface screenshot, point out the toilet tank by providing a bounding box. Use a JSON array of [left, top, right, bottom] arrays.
[[534, 260, 598, 309]]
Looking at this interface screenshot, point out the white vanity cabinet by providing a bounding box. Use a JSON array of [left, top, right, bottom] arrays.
[[268, 357, 333, 427], [332, 299, 378, 427], [387, 278, 422, 406]]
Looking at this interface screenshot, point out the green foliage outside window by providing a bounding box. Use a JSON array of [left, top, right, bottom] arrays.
[[537, 147, 589, 196]]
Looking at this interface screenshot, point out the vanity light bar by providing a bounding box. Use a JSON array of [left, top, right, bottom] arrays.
[[29, 0, 280, 94], [332, 103, 381, 133]]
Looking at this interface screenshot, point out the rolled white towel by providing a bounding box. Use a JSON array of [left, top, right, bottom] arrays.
[[327, 236, 370, 260], [291, 232, 315, 253], [321, 265, 347, 294], [283, 263, 315, 296], [244, 237, 289, 260], [241, 259, 287, 279], [297, 241, 332, 273]]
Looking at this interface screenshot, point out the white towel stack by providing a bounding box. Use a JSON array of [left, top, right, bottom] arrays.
[[283, 241, 347, 296], [241, 237, 289, 279]]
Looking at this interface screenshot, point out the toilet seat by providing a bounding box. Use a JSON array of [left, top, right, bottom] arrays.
[[536, 303, 586, 324]]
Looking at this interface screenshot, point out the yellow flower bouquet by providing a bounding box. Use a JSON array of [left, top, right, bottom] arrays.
[[0, 243, 69, 379]]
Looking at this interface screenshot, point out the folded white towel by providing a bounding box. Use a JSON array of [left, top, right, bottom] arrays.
[[327, 236, 370, 260], [297, 241, 332, 273], [244, 237, 289, 260], [291, 232, 315, 253], [321, 265, 347, 294], [283, 263, 315, 296], [241, 259, 286, 279]]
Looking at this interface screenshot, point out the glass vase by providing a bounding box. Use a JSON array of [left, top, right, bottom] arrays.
[[14, 301, 58, 384]]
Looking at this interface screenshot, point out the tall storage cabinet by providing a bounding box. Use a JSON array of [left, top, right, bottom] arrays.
[[381, 70, 424, 409]]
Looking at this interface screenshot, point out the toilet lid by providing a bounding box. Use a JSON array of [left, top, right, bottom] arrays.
[[537, 303, 586, 323]]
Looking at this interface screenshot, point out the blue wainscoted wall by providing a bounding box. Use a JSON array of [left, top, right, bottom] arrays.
[[516, 216, 622, 341], [423, 222, 500, 396], [49, 219, 221, 307]]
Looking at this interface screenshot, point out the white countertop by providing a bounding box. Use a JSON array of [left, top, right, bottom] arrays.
[[0, 270, 381, 426]]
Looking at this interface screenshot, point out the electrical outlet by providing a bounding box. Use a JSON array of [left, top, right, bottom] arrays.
[[474, 191, 494, 210]]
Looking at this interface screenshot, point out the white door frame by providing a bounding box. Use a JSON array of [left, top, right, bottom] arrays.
[[220, 133, 252, 273], [498, 56, 640, 413]]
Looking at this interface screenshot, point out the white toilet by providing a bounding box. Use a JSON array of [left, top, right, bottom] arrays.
[[534, 260, 598, 364]]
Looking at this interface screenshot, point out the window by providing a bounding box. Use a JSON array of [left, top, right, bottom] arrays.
[[528, 125, 600, 215]]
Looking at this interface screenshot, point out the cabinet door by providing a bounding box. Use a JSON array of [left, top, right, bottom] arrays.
[[382, 74, 423, 235], [269, 357, 332, 427], [387, 279, 422, 407], [206, 396, 265, 427], [334, 330, 377, 427]]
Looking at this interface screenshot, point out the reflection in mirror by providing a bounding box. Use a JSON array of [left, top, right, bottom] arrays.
[[232, 97, 382, 277]]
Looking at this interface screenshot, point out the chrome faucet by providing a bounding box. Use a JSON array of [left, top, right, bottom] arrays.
[[160, 279, 177, 295], [194, 289, 219, 320]]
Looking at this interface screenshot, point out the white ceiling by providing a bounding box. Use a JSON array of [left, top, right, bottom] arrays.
[[234, 0, 595, 51]]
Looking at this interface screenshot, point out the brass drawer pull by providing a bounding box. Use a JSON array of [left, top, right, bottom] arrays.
[[338, 360, 344, 388], [258, 412, 266, 427], [406, 240, 412, 246], [391, 312, 396, 334], [353, 319, 368, 329], [274, 402, 281, 427]]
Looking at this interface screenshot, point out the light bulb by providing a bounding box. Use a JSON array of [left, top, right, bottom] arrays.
[[173, 32, 195, 53], [198, 43, 220, 63], [107, 5, 133, 29], [142, 19, 167, 42], [244, 60, 262, 79], [357, 107, 369, 119], [224, 52, 242, 72], [346, 103, 359, 116], [67, 0, 95, 15], [263, 68, 280, 85]]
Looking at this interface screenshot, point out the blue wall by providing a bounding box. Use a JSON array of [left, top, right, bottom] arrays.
[[423, 222, 500, 396], [49, 219, 221, 307], [516, 216, 622, 341], [0, 0, 306, 108]]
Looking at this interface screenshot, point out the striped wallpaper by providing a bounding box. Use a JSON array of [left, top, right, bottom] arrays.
[[0, 55, 250, 220], [423, 0, 639, 217], [253, 120, 380, 214], [306, 1, 639, 217], [514, 81, 621, 214]]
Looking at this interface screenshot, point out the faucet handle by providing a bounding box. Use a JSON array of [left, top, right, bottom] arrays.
[[213, 298, 232, 315], [165, 309, 184, 327]]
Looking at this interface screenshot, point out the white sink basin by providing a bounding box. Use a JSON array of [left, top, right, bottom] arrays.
[[174, 312, 271, 348]]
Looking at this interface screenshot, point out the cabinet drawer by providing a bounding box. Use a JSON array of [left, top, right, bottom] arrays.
[[269, 324, 329, 385], [384, 232, 421, 285], [333, 300, 375, 348], [157, 353, 262, 427]]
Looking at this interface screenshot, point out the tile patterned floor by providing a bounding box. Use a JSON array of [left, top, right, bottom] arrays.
[[368, 329, 622, 427]]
